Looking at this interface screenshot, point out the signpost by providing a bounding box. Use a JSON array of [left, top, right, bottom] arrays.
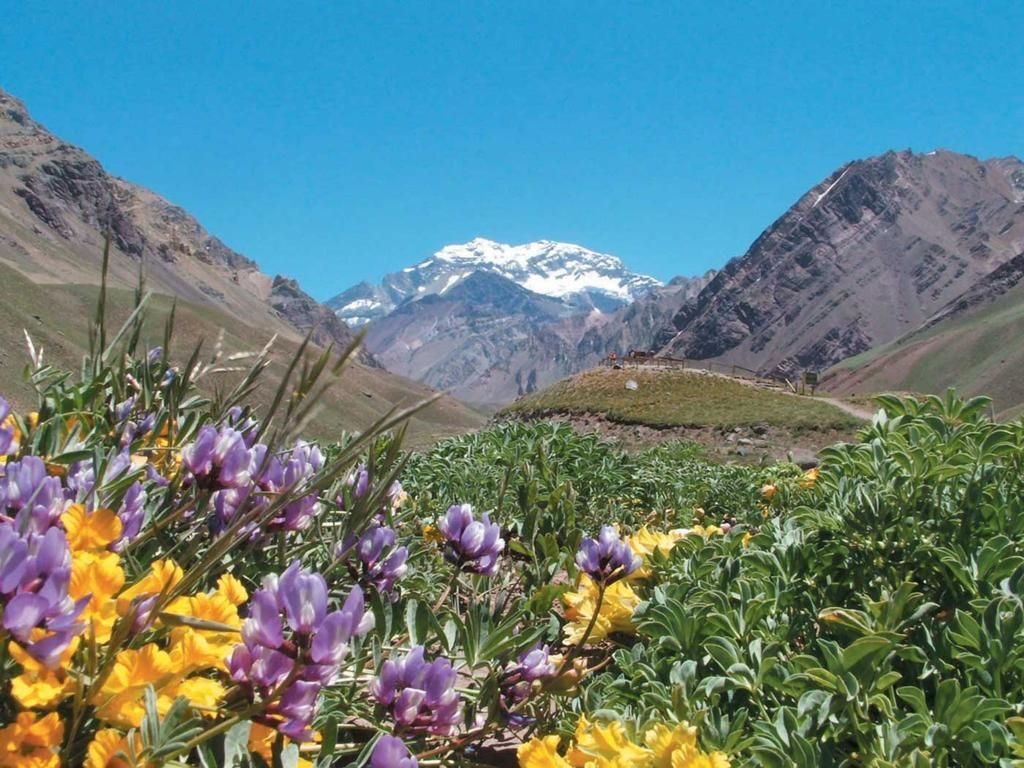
[[803, 370, 819, 395]]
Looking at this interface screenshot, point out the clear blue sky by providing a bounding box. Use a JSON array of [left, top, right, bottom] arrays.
[[4, 2, 1022, 299]]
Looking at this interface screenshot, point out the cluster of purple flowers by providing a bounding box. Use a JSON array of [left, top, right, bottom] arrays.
[[370, 645, 463, 736], [575, 525, 641, 584], [1, 456, 65, 534], [180, 419, 325, 534], [337, 523, 409, 595], [0, 523, 85, 664], [437, 504, 504, 577], [228, 561, 373, 740]]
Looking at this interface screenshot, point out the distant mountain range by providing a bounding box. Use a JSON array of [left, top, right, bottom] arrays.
[[327, 238, 662, 325], [327, 149, 1024, 411], [4, 84, 1023, 416], [326, 239, 714, 404]]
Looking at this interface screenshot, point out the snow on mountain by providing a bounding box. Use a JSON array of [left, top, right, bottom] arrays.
[[326, 238, 662, 326]]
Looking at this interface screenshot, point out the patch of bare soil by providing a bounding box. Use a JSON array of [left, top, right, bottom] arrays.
[[509, 411, 856, 466]]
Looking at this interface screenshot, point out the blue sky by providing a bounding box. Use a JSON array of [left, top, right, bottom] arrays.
[[4, 2, 1022, 299]]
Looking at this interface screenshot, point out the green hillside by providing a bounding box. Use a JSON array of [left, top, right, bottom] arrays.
[[0, 261, 484, 446], [501, 367, 862, 431], [826, 280, 1024, 421]]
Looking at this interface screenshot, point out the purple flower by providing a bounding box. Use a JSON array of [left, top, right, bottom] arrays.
[[370, 646, 463, 736], [0, 398, 19, 456], [181, 424, 253, 489], [268, 441, 323, 532], [437, 504, 504, 577], [114, 396, 136, 424], [575, 525, 641, 584], [0, 456, 65, 533], [499, 644, 556, 721], [113, 482, 147, 549], [229, 563, 374, 740], [0, 523, 85, 665], [371, 735, 418, 768], [278, 561, 328, 635], [222, 407, 259, 448], [351, 465, 370, 499], [338, 523, 409, 595]]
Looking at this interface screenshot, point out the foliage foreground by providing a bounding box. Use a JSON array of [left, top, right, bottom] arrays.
[[1, 290, 1024, 767]]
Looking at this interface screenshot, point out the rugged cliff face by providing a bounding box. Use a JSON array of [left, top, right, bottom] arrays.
[[363, 270, 582, 404], [0, 87, 353, 350], [658, 150, 1024, 377], [579, 271, 718, 359]]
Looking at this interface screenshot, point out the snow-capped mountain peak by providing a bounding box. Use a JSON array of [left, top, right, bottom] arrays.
[[327, 238, 661, 326]]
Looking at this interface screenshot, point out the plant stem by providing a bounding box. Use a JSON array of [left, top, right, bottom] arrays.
[[557, 580, 605, 675]]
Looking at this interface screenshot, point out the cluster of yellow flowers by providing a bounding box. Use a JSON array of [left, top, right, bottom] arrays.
[[0, 712, 63, 768], [519, 716, 730, 768], [563, 575, 641, 645], [5, 504, 254, 767], [561, 525, 725, 646]]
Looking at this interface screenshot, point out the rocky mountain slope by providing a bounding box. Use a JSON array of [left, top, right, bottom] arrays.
[[328, 237, 673, 404], [0, 87, 482, 439], [824, 249, 1024, 419], [577, 270, 717, 361], [327, 237, 661, 325], [357, 268, 715, 406], [0, 87, 351, 350], [364, 270, 583, 403], [657, 150, 1024, 378]]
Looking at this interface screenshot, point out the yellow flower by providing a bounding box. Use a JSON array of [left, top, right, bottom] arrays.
[[8, 639, 77, 709], [627, 527, 684, 560], [761, 484, 777, 501], [742, 531, 753, 548], [0, 711, 63, 768], [567, 716, 652, 768], [116, 559, 184, 619], [63, 504, 122, 552], [216, 573, 249, 606], [69, 550, 125, 644], [625, 527, 685, 579], [85, 729, 139, 768], [165, 677, 226, 715], [544, 656, 589, 693], [248, 724, 314, 768], [519, 735, 572, 768], [163, 586, 243, 674], [563, 575, 640, 645], [422, 523, 444, 544], [690, 524, 723, 537], [92, 644, 176, 727], [800, 467, 819, 489], [646, 722, 698, 768], [670, 748, 730, 768]]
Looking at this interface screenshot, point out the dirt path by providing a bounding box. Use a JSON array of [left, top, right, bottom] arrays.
[[813, 396, 877, 422]]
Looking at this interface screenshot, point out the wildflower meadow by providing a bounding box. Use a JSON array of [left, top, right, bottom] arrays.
[[2, 273, 1024, 767]]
